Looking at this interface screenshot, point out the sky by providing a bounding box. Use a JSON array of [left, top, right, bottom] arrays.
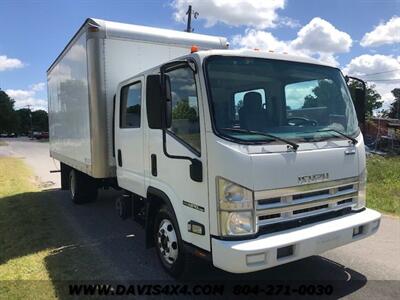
[[0, 0, 399, 112]]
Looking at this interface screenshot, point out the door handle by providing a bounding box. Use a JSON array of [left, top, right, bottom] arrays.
[[151, 154, 157, 176], [118, 149, 123, 167]]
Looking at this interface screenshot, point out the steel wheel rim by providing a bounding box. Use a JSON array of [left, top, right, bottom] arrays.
[[157, 219, 178, 265]]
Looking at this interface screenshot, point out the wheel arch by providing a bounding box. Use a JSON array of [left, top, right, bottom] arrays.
[[145, 186, 180, 248]]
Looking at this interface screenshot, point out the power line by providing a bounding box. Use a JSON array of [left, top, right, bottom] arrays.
[[364, 78, 400, 82], [362, 68, 400, 77]]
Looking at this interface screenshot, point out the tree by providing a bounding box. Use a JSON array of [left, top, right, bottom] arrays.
[[0, 90, 18, 133], [31, 110, 48, 132], [387, 88, 400, 119], [172, 100, 197, 121], [16, 108, 32, 134], [303, 80, 342, 109], [348, 81, 382, 117], [303, 80, 383, 117]]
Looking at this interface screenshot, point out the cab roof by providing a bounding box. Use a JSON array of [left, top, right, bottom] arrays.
[[193, 49, 336, 69]]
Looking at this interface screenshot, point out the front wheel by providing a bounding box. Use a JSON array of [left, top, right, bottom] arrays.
[[154, 206, 186, 278]]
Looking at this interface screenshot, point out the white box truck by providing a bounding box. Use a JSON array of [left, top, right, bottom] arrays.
[[48, 18, 381, 277]]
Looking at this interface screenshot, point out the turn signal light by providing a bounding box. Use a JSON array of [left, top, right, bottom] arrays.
[[191, 45, 199, 53]]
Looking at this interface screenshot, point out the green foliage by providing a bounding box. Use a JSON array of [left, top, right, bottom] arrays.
[[387, 88, 400, 119], [303, 80, 382, 117], [126, 104, 140, 114], [0, 90, 17, 133], [31, 110, 49, 132], [16, 108, 32, 134], [367, 155, 400, 216], [0, 157, 118, 299], [0, 90, 48, 134], [303, 80, 342, 109], [172, 100, 198, 121]]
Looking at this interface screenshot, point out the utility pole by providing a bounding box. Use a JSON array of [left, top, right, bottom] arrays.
[[186, 5, 199, 32]]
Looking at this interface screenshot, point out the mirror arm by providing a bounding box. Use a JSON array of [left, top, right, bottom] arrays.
[[346, 75, 366, 92], [161, 130, 203, 182], [162, 130, 194, 163]]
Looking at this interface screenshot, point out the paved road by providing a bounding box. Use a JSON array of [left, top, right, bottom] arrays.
[[0, 137, 60, 188], [1, 138, 399, 299]]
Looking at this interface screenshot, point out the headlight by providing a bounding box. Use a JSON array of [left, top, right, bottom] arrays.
[[218, 177, 253, 210], [217, 177, 255, 236], [355, 169, 366, 210], [220, 211, 254, 235]]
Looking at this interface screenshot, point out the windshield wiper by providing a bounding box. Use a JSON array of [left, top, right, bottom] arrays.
[[221, 128, 299, 151], [316, 129, 358, 145]]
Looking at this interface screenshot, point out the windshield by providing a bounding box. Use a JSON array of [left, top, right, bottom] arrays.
[[205, 56, 359, 144]]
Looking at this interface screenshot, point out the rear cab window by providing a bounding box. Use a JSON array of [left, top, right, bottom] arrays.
[[120, 81, 142, 128]]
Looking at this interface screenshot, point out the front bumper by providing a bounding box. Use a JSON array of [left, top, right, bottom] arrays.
[[211, 208, 381, 273]]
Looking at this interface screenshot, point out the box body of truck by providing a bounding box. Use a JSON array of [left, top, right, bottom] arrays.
[[47, 18, 228, 178]]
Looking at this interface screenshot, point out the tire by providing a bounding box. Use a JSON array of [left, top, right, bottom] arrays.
[[115, 194, 132, 219], [69, 169, 98, 204], [60, 163, 70, 190], [153, 206, 187, 278]]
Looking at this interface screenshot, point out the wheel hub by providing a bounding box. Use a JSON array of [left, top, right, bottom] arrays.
[[157, 219, 178, 264]]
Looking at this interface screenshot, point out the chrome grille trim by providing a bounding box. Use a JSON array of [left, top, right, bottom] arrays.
[[254, 177, 358, 200], [255, 177, 359, 228], [256, 190, 358, 213]]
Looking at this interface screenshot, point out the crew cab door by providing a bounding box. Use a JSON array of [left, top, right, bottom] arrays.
[[115, 76, 146, 196], [148, 63, 210, 251]]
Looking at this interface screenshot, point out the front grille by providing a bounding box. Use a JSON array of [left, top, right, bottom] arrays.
[[257, 208, 353, 235], [254, 177, 359, 230], [293, 204, 329, 215]]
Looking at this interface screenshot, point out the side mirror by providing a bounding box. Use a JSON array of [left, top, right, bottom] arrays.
[[354, 87, 366, 126], [146, 75, 163, 129], [146, 74, 173, 129], [346, 76, 366, 128]]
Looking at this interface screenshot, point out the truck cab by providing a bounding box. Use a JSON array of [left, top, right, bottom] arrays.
[[113, 49, 381, 276]]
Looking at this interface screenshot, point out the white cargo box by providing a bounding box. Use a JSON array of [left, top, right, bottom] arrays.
[[47, 18, 228, 178]]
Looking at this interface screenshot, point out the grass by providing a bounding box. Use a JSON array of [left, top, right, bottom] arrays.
[[0, 157, 116, 299], [0, 140, 8, 146], [367, 155, 400, 216]]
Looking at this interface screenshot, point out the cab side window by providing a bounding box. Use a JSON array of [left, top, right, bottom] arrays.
[[166, 67, 201, 153], [120, 81, 142, 128]]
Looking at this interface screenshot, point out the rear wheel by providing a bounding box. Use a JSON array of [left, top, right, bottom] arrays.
[[154, 206, 186, 278], [69, 169, 98, 204]]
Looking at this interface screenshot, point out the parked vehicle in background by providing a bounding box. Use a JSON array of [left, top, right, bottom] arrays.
[[37, 132, 49, 140], [32, 131, 41, 139], [48, 18, 381, 277], [0, 133, 17, 138]]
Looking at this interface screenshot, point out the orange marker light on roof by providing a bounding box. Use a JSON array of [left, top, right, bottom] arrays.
[[191, 45, 199, 53]]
